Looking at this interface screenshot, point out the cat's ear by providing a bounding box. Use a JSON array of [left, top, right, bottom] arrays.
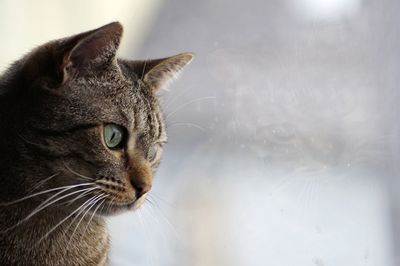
[[127, 53, 193, 92], [61, 22, 123, 82]]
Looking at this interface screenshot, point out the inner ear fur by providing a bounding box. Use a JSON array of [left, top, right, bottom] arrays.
[[122, 53, 194, 92], [61, 22, 123, 82]]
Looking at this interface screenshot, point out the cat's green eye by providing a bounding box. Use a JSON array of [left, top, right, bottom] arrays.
[[104, 124, 125, 149], [147, 145, 158, 162]]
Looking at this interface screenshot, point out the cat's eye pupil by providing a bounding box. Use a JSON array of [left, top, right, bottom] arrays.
[[104, 124, 124, 149], [148, 145, 157, 162], [110, 132, 116, 141]]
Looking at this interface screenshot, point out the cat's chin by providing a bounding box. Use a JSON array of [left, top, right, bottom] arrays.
[[97, 193, 148, 216]]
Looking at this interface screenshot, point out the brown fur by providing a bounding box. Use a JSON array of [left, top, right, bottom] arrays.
[[0, 22, 192, 265]]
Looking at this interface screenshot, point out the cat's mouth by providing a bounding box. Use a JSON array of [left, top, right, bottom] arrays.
[[98, 192, 149, 216], [111, 193, 147, 209], [91, 175, 151, 215]]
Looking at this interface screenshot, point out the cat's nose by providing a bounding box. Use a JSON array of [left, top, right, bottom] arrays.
[[127, 155, 153, 198], [130, 177, 152, 198]]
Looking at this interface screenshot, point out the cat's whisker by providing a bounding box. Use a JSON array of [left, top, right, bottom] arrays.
[[0, 185, 96, 234], [62, 161, 95, 181], [35, 193, 106, 246], [69, 193, 101, 220], [30, 186, 86, 210], [0, 182, 94, 206], [97, 196, 108, 217], [79, 196, 107, 242], [25, 187, 97, 222], [62, 194, 100, 238], [105, 198, 115, 215], [136, 208, 155, 266], [167, 122, 208, 134], [27, 173, 60, 193], [142, 202, 167, 236], [33, 185, 96, 212], [163, 87, 191, 110], [140, 59, 148, 81], [61, 194, 104, 251], [17, 133, 44, 148], [149, 193, 175, 208], [67, 194, 106, 245], [145, 197, 155, 207], [65, 186, 100, 205], [146, 195, 179, 237], [141, 204, 170, 247], [165, 96, 216, 119]]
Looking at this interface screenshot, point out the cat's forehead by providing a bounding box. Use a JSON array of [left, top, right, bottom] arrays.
[[64, 66, 157, 129]]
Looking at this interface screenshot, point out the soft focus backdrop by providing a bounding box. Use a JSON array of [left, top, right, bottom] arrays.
[[1, 1, 399, 265]]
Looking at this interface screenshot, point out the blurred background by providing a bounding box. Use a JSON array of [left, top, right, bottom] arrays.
[[1, 0, 399, 265]]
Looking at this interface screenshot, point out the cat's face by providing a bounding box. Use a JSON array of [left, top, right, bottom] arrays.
[[3, 23, 192, 215], [30, 64, 165, 214]]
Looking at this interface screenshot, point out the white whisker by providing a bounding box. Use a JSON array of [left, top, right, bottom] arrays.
[[27, 187, 96, 220], [36, 194, 105, 245], [65, 186, 99, 205], [1, 185, 95, 233], [62, 161, 95, 181], [104, 198, 115, 215], [165, 96, 216, 119], [67, 194, 106, 244], [79, 196, 107, 241], [60, 194, 100, 244], [167, 122, 208, 134], [27, 173, 60, 193], [0, 182, 93, 206], [141, 59, 148, 81], [163, 88, 191, 110], [147, 195, 179, 237]]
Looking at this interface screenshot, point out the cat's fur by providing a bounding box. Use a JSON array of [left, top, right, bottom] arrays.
[[0, 22, 192, 265]]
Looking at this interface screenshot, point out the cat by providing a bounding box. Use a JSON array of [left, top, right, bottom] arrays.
[[0, 22, 192, 266]]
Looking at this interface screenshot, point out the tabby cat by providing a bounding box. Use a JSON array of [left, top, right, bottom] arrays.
[[0, 22, 192, 265]]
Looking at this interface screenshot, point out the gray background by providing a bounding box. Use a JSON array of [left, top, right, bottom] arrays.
[[108, 0, 400, 265]]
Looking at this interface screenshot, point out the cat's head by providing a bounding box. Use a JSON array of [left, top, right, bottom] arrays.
[[0, 22, 192, 214]]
